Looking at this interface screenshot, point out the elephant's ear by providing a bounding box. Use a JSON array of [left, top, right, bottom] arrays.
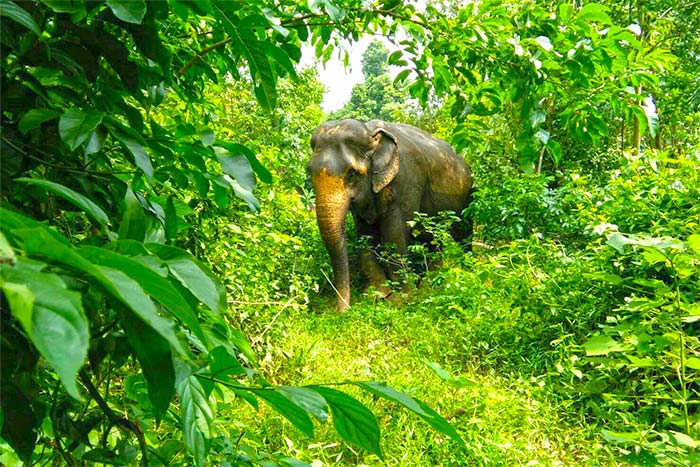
[[370, 128, 399, 193]]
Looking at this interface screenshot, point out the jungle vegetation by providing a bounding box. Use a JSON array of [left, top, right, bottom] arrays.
[[0, 0, 698, 466]]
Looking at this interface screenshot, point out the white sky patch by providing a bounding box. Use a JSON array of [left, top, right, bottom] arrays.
[[299, 1, 425, 112], [302, 36, 399, 112]]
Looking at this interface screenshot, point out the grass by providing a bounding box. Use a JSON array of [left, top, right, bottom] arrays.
[[228, 287, 622, 467]]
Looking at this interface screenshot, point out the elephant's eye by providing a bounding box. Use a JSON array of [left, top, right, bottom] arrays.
[[345, 168, 361, 183]]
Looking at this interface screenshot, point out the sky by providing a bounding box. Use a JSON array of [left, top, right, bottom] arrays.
[[301, 37, 375, 112]]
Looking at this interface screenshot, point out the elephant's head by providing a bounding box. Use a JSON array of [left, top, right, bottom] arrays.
[[307, 119, 399, 311]]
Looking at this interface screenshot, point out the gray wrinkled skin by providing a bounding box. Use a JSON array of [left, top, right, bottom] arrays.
[[307, 118, 474, 311]]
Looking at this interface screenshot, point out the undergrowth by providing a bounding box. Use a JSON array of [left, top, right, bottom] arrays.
[[202, 149, 700, 466]]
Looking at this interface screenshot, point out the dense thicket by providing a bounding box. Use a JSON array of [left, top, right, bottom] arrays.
[[1, 0, 698, 466]]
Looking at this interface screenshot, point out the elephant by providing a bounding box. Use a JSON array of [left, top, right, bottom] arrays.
[[307, 118, 474, 312]]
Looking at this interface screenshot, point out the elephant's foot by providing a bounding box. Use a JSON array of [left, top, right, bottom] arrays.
[[364, 281, 393, 299]]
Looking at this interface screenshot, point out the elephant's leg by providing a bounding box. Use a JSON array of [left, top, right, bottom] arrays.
[[379, 207, 411, 282], [354, 217, 392, 297]]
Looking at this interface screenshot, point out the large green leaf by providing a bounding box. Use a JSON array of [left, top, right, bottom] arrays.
[[215, 141, 272, 184], [175, 360, 215, 467], [105, 118, 153, 179], [208, 345, 246, 379], [122, 308, 175, 418], [105, 0, 146, 24], [1, 259, 88, 400], [310, 386, 382, 458], [248, 388, 315, 437], [15, 178, 110, 228], [79, 245, 207, 347], [279, 386, 329, 423], [583, 334, 633, 356], [216, 5, 277, 110], [18, 109, 61, 133], [96, 265, 188, 356], [118, 186, 146, 242], [59, 109, 105, 151], [39, 0, 86, 14], [216, 148, 256, 191], [15, 226, 187, 356], [0, 0, 40, 35], [356, 381, 467, 450], [146, 243, 226, 315]]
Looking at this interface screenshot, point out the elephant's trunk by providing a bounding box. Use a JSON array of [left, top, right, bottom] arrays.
[[312, 169, 351, 312]]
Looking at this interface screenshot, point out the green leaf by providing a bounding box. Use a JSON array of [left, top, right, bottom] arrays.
[[356, 381, 467, 450], [249, 388, 315, 437], [583, 334, 632, 356], [118, 186, 146, 242], [176, 360, 215, 467], [105, 0, 146, 24], [577, 3, 612, 24], [216, 149, 256, 192], [215, 141, 272, 184], [208, 345, 246, 379], [146, 243, 226, 315], [0, 0, 41, 35], [687, 234, 700, 252], [165, 196, 178, 242], [16, 226, 187, 356], [39, 0, 86, 14], [96, 265, 188, 356], [641, 97, 659, 138], [1, 231, 17, 264], [1, 260, 88, 399], [15, 178, 110, 227], [670, 431, 699, 448], [78, 245, 207, 347], [601, 429, 640, 445], [59, 109, 105, 151], [685, 357, 700, 370], [606, 232, 632, 254], [623, 448, 660, 466], [310, 386, 382, 457], [546, 139, 563, 164], [279, 386, 329, 423], [264, 43, 298, 80], [583, 272, 624, 285], [122, 308, 174, 418], [422, 361, 477, 389], [18, 109, 61, 133], [105, 119, 153, 179], [217, 5, 277, 110], [216, 175, 260, 213], [0, 279, 34, 342]]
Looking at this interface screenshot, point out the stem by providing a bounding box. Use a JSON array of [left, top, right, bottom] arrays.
[[674, 276, 691, 435], [79, 370, 149, 467]]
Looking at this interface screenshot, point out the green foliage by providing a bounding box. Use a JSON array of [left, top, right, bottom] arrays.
[[329, 40, 410, 121], [403, 0, 689, 171], [0, 1, 463, 465]]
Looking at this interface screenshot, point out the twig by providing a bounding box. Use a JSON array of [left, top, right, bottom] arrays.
[[320, 269, 350, 310], [257, 296, 296, 341], [177, 7, 427, 78], [177, 37, 233, 77], [79, 370, 149, 467], [1, 136, 135, 177]]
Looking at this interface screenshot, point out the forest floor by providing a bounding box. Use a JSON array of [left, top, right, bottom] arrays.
[[233, 291, 622, 467]]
